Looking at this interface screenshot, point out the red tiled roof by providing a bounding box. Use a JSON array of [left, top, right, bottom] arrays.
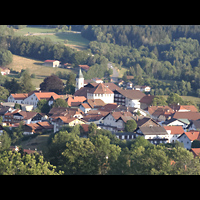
[[163, 126, 185, 135], [190, 148, 200, 157], [81, 103, 91, 109], [44, 60, 59, 63], [79, 65, 90, 70], [89, 83, 114, 94], [67, 96, 86, 106], [181, 131, 200, 141], [11, 93, 28, 100], [35, 92, 60, 100]]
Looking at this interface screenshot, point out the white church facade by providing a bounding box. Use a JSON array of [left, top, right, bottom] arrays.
[[75, 68, 114, 104]]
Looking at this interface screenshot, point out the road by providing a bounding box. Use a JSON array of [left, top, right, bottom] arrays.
[[107, 63, 119, 83]]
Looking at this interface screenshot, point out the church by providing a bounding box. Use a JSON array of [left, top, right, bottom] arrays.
[[74, 68, 115, 104]]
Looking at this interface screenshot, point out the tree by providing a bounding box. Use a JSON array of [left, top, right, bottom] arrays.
[[0, 131, 11, 151], [40, 75, 64, 94], [166, 92, 184, 106], [152, 96, 168, 106], [0, 150, 63, 175], [62, 138, 97, 175], [0, 49, 13, 66], [52, 98, 68, 108], [125, 120, 137, 132], [64, 72, 76, 94], [36, 99, 50, 114], [20, 70, 35, 93]]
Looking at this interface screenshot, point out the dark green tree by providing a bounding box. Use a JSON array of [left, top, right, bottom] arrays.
[[52, 98, 68, 108], [0, 49, 12, 66], [40, 75, 64, 94], [125, 120, 137, 132]]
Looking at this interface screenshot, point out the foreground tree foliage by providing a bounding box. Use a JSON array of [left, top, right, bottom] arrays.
[[0, 151, 63, 175], [44, 125, 200, 175]]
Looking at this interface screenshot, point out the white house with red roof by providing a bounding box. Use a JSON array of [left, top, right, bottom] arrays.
[[87, 83, 114, 104], [8, 91, 61, 109], [178, 130, 200, 149], [43, 60, 60, 67], [8, 93, 29, 104], [163, 126, 185, 143]]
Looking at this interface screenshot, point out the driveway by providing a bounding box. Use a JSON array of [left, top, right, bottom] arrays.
[[108, 63, 119, 83]]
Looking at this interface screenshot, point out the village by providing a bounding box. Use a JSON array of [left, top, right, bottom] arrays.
[[1, 60, 200, 158]]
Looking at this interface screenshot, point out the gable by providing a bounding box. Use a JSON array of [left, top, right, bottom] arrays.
[[137, 117, 160, 127]]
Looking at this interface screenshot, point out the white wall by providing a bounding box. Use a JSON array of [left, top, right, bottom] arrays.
[[125, 98, 140, 108], [178, 134, 192, 149], [87, 93, 114, 104], [23, 93, 38, 108]]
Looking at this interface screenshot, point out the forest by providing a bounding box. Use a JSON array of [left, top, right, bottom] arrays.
[[81, 25, 200, 97]]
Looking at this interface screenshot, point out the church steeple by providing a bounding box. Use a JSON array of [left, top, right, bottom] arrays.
[[75, 67, 84, 92], [77, 67, 84, 79]]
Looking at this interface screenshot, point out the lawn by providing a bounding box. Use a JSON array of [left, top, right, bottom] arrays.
[[6, 54, 78, 89], [14, 26, 90, 51], [20, 133, 51, 152]]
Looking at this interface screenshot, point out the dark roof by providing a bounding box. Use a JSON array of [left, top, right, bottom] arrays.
[[114, 89, 146, 100], [139, 95, 155, 104], [172, 112, 200, 121], [136, 117, 160, 127], [139, 126, 168, 135]]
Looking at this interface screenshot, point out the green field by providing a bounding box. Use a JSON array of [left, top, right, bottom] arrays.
[[162, 95, 200, 105], [14, 26, 90, 51], [7, 55, 78, 89]]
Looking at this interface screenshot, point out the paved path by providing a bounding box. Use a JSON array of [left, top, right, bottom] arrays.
[[108, 63, 119, 82]]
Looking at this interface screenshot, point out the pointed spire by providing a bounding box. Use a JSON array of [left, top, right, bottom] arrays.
[[77, 67, 84, 79]]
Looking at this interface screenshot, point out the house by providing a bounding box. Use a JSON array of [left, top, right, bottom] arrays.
[[80, 103, 92, 113], [43, 60, 60, 67], [136, 126, 169, 145], [82, 110, 108, 125], [178, 131, 200, 149], [3, 110, 45, 125], [80, 99, 106, 113], [92, 78, 103, 83], [0, 67, 10, 75], [172, 111, 200, 121], [115, 132, 136, 140], [170, 105, 198, 113], [23, 121, 53, 135], [101, 111, 134, 132], [127, 81, 133, 89], [113, 88, 146, 108], [8, 93, 29, 104], [23, 91, 60, 108], [163, 126, 185, 143], [82, 83, 114, 104], [187, 119, 200, 131], [66, 96, 86, 107], [162, 118, 190, 130], [52, 116, 85, 133], [74, 69, 120, 101], [135, 117, 160, 129], [146, 106, 175, 121], [79, 65, 90, 71], [139, 95, 155, 110], [133, 85, 151, 92], [48, 107, 83, 120], [190, 148, 200, 158]]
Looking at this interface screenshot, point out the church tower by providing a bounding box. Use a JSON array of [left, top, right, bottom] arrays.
[[75, 67, 84, 92]]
